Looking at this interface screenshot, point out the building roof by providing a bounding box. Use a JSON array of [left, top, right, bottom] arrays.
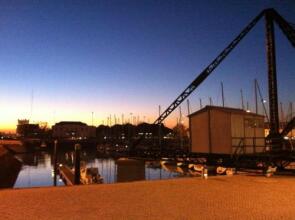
[[188, 105, 265, 118], [54, 121, 87, 126]]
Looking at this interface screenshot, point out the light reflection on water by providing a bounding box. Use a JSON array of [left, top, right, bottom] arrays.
[[87, 158, 181, 184], [11, 150, 188, 189], [14, 153, 64, 188]]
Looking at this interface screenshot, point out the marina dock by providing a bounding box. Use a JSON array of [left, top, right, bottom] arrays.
[[58, 165, 78, 186], [1, 175, 295, 219]]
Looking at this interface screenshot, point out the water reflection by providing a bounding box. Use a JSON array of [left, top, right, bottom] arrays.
[[15, 153, 38, 166], [14, 152, 64, 188], [2, 148, 191, 189]]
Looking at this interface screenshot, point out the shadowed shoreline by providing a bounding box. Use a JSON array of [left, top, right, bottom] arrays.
[[0, 146, 22, 189]]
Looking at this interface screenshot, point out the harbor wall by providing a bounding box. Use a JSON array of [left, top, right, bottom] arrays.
[[0, 140, 26, 154]]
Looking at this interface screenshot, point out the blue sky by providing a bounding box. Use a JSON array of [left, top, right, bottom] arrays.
[[0, 0, 294, 131]]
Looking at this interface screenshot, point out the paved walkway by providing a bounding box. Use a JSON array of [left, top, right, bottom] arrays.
[[0, 175, 295, 219]]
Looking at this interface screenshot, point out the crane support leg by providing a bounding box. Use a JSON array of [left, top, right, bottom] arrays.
[[265, 10, 280, 149]]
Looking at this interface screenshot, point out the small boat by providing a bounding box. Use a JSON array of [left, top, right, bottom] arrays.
[[216, 166, 227, 175], [193, 164, 204, 172], [161, 162, 178, 173], [188, 169, 202, 176], [80, 163, 103, 184], [188, 163, 195, 169], [160, 159, 177, 166], [265, 166, 277, 177], [177, 162, 183, 167], [176, 166, 186, 174], [216, 166, 235, 175], [80, 167, 103, 184], [226, 168, 234, 176]]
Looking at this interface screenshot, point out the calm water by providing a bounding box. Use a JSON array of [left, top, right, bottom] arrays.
[[2, 149, 191, 189]]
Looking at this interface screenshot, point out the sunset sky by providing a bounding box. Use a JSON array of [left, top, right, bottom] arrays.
[[0, 0, 294, 132]]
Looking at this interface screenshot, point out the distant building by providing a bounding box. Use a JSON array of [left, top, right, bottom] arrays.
[[52, 121, 96, 139], [189, 106, 265, 155], [16, 119, 41, 138], [18, 119, 29, 125]]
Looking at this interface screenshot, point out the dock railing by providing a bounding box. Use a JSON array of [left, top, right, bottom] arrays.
[[232, 137, 266, 155]]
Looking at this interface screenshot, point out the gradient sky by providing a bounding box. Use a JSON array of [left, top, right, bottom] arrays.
[[0, 0, 294, 132]]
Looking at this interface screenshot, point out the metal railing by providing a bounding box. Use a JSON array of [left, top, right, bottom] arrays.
[[232, 137, 266, 155]]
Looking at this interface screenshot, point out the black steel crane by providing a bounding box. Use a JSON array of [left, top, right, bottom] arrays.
[[131, 8, 295, 152], [153, 10, 265, 125], [281, 117, 295, 138]]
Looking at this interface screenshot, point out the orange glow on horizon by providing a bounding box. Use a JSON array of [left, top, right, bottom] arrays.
[[0, 99, 189, 133], [0, 113, 189, 131]]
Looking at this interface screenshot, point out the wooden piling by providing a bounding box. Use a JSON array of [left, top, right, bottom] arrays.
[[74, 144, 81, 185], [53, 140, 58, 186]]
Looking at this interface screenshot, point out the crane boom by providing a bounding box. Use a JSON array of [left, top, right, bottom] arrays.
[[131, 9, 294, 151], [153, 10, 265, 125], [271, 9, 295, 47], [281, 117, 295, 137]]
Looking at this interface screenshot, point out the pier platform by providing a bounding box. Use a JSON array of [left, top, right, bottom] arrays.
[[0, 175, 295, 219]]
